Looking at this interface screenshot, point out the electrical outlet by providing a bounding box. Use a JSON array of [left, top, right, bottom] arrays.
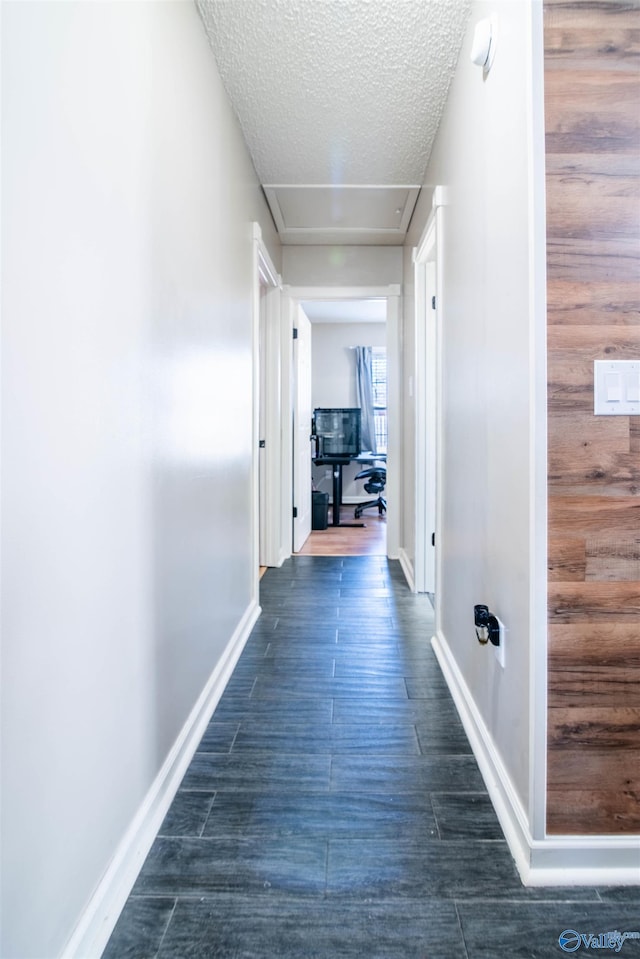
[[494, 617, 506, 668]]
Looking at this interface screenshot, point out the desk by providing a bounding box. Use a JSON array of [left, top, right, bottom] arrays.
[[313, 452, 386, 528]]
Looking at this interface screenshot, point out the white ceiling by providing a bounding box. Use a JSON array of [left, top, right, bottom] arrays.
[[196, 0, 471, 244]]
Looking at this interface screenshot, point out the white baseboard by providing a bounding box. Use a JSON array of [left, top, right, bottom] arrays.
[[431, 628, 640, 888], [61, 600, 261, 959], [524, 841, 640, 886], [397, 548, 415, 591]]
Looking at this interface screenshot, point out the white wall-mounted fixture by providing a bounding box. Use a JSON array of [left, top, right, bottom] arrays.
[[470, 17, 497, 74]]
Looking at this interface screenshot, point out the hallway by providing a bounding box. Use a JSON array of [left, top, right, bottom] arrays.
[[103, 557, 637, 959]]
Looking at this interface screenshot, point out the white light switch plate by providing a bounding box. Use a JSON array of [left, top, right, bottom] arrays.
[[594, 360, 640, 416]]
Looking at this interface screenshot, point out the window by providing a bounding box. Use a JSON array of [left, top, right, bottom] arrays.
[[371, 347, 387, 453]]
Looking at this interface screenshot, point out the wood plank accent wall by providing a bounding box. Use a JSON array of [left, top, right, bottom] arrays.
[[544, 0, 640, 835]]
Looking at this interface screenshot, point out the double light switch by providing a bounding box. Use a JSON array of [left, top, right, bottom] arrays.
[[594, 360, 640, 416]]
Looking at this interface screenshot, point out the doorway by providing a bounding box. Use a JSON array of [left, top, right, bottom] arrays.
[[253, 269, 401, 568], [287, 285, 400, 559]]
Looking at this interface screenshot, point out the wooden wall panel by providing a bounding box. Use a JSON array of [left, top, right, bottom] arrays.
[[549, 623, 640, 709], [547, 279, 640, 326], [549, 582, 640, 622], [545, 789, 640, 835], [544, 0, 640, 835]]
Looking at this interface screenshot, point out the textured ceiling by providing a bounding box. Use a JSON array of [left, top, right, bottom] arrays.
[[197, 0, 471, 243], [197, 0, 470, 185]]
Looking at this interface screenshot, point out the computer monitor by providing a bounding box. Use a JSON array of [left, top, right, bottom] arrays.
[[313, 408, 361, 458]]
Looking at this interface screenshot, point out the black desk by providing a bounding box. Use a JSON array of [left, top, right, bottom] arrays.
[[313, 453, 386, 528]]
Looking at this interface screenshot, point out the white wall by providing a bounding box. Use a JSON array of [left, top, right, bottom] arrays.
[[1, 3, 279, 956], [283, 245, 402, 287], [403, 0, 545, 819], [310, 321, 386, 501]]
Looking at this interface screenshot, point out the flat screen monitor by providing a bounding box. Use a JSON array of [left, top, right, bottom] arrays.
[[313, 408, 361, 458]]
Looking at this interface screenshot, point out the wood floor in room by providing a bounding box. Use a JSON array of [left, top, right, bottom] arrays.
[[297, 505, 387, 556]]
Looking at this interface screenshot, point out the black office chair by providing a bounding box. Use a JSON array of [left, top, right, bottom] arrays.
[[354, 465, 387, 519]]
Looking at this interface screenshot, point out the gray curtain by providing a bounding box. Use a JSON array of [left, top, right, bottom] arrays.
[[355, 346, 376, 453]]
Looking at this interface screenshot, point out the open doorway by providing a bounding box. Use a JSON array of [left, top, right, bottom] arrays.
[[305, 298, 387, 554], [287, 286, 400, 559], [254, 275, 400, 569]]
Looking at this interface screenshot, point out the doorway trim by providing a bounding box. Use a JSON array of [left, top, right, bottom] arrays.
[[252, 224, 283, 585], [285, 284, 401, 559], [412, 211, 438, 595]]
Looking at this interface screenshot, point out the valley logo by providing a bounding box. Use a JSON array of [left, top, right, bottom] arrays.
[[559, 929, 640, 953]]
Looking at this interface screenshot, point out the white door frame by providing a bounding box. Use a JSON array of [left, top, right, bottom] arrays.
[[252, 224, 283, 583], [285, 284, 401, 560], [413, 217, 436, 593], [413, 190, 444, 608], [291, 304, 313, 552], [280, 287, 295, 559]]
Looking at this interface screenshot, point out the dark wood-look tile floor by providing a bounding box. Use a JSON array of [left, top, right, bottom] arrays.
[[103, 557, 640, 959]]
